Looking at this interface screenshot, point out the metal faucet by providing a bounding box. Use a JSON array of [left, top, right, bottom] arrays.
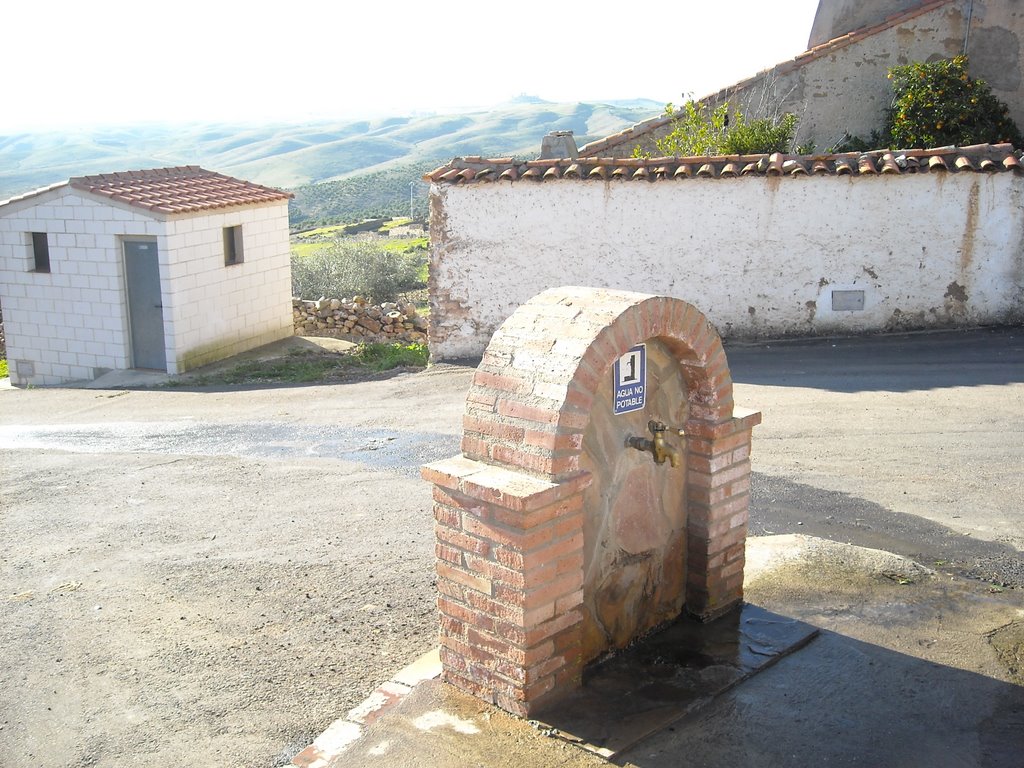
[[626, 420, 682, 467]]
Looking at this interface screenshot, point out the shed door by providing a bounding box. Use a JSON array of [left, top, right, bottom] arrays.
[[123, 240, 166, 371]]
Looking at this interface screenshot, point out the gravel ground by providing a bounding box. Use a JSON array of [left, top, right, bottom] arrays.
[[1, 370, 468, 767]]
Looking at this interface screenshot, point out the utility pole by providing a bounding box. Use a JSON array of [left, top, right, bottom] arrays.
[[409, 181, 415, 221]]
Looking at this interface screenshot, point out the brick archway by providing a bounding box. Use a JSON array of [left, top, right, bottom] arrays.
[[423, 287, 760, 716]]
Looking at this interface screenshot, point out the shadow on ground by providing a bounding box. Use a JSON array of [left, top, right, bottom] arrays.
[[751, 472, 1024, 589], [726, 326, 1024, 393], [617, 628, 1024, 768]]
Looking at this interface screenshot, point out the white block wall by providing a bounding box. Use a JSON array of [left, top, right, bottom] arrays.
[[161, 202, 292, 374], [428, 172, 1024, 360], [0, 188, 157, 386], [0, 189, 292, 386]]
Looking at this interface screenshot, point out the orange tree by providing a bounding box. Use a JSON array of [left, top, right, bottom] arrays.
[[887, 56, 1022, 148]]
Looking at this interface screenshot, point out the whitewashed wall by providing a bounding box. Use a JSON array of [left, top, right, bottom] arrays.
[[161, 201, 292, 373], [428, 173, 1024, 359], [0, 188, 156, 385], [0, 191, 292, 386]]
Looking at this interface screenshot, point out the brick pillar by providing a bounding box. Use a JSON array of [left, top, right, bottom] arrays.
[[422, 456, 592, 717], [684, 409, 762, 620]]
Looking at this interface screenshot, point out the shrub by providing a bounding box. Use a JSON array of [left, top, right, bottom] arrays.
[[291, 240, 424, 303], [886, 56, 1022, 149], [641, 101, 731, 157], [636, 100, 797, 157], [722, 113, 797, 155]]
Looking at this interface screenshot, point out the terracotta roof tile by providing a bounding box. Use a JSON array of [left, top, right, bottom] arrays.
[[1, 167, 292, 214], [424, 144, 1022, 186], [858, 155, 879, 174], [61, 166, 292, 214]]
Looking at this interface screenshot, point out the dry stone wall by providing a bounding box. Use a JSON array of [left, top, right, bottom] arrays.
[[292, 297, 427, 344]]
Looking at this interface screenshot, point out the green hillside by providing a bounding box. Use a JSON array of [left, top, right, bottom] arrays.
[[0, 98, 661, 226]]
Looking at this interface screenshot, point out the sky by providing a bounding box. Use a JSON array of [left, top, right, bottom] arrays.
[[1, 0, 823, 133]]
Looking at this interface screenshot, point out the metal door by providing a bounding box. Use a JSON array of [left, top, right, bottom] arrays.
[[123, 240, 166, 370]]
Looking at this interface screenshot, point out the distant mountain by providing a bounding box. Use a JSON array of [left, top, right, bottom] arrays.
[[0, 100, 660, 227]]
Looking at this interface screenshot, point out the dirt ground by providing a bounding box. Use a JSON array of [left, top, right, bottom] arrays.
[[0, 366, 471, 767], [1, 328, 1021, 767]]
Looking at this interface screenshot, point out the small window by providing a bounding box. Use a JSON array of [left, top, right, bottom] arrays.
[[223, 225, 243, 266], [31, 232, 50, 272]]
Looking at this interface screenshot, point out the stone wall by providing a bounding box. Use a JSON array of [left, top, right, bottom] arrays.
[[292, 297, 427, 344]]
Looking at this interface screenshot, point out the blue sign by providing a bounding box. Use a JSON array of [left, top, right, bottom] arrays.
[[613, 344, 646, 415]]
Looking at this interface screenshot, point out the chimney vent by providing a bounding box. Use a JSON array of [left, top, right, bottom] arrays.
[[539, 130, 578, 160]]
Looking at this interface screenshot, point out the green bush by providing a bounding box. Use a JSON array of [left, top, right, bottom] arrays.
[[636, 100, 797, 157], [886, 56, 1022, 149], [641, 101, 731, 156], [722, 113, 797, 155], [291, 240, 424, 303]]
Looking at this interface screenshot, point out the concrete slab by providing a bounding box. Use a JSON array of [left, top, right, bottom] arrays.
[[312, 535, 1024, 768], [533, 604, 818, 758]]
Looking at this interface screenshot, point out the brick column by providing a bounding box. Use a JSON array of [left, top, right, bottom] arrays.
[[422, 456, 591, 717], [685, 409, 762, 620]]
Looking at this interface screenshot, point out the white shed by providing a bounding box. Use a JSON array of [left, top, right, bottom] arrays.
[[0, 166, 294, 387]]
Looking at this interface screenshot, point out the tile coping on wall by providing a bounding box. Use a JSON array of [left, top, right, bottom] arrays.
[[425, 144, 1022, 185]]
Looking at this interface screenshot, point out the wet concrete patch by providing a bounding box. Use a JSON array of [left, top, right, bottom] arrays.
[[988, 622, 1024, 685], [0, 422, 460, 477], [532, 604, 818, 759], [751, 472, 1024, 590]]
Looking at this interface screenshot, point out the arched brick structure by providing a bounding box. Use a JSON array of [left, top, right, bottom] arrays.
[[422, 286, 761, 717]]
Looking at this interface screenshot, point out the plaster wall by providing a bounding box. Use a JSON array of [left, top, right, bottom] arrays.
[[809, 0, 925, 47], [713, 3, 968, 151], [161, 201, 292, 373], [0, 188, 157, 386], [428, 174, 1024, 360]]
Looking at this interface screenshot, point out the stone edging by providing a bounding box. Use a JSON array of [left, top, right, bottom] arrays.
[[290, 648, 441, 768]]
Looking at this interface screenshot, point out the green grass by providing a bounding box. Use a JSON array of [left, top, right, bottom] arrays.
[[294, 224, 349, 239], [167, 343, 428, 387], [291, 235, 427, 262], [379, 236, 428, 255], [354, 342, 429, 370], [379, 218, 414, 231], [290, 240, 332, 258], [0, 359, 7, 379]]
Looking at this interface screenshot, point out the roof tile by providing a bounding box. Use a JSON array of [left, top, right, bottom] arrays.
[[59, 166, 292, 214], [425, 145, 1022, 186]]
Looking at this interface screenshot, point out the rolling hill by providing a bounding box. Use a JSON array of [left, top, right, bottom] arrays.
[[0, 98, 662, 228]]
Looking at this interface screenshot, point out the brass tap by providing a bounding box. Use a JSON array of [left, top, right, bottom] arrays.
[[626, 420, 682, 467]]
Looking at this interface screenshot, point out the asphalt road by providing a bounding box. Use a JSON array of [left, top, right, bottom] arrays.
[[0, 326, 1021, 766], [726, 326, 1024, 587]]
